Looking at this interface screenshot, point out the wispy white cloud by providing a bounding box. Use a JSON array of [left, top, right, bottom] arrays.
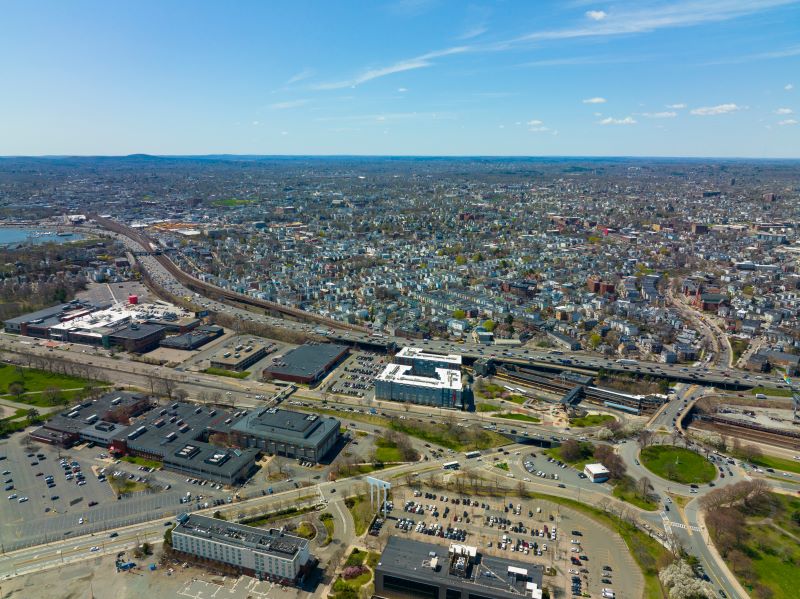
[[642, 111, 677, 118], [778, 118, 798, 125], [527, 119, 551, 132], [519, 54, 647, 67], [585, 10, 607, 21], [268, 99, 310, 110], [583, 97, 607, 104], [786, 84, 794, 90], [397, 87, 408, 93], [458, 25, 487, 40], [702, 43, 800, 65], [774, 107, 793, 114], [315, 111, 455, 123], [690, 103, 744, 115], [598, 116, 636, 125], [286, 68, 314, 85], [666, 103, 687, 109], [312, 46, 469, 90]]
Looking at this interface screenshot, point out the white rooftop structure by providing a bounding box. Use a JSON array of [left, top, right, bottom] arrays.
[[376, 363, 462, 391], [395, 346, 462, 367]]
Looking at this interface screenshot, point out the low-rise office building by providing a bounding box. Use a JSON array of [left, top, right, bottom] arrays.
[[230, 407, 340, 463], [374, 537, 544, 599], [171, 514, 312, 584], [209, 341, 269, 372]]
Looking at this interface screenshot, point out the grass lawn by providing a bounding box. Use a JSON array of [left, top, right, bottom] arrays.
[[570, 414, 616, 427], [545, 442, 595, 469], [345, 496, 376, 537], [210, 198, 254, 207], [109, 478, 148, 495], [612, 476, 659, 511], [476, 403, 502, 412], [750, 454, 800, 475], [319, 512, 334, 545], [240, 503, 317, 528], [203, 367, 250, 379], [495, 462, 509, 471], [0, 364, 99, 406], [493, 413, 541, 423], [294, 521, 316, 539], [122, 455, 162, 469], [750, 386, 793, 397], [345, 548, 368, 567], [477, 383, 505, 399], [639, 446, 716, 484], [505, 395, 527, 405], [389, 419, 509, 452], [374, 438, 403, 462]]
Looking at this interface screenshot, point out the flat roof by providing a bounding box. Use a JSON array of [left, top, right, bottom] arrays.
[[109, 323, 165, 340], [3, 300, 106, 326], [264, 343, 348, 379], [210, 341, 269, 367], [377, 537, 543, 599], [231, 407, 340, 447], [584, 463, 610, 475], [396, 346, 462, 366], [43, 392, 150, 435], [175, 514, 308, 560], [376, 363, 462, 391]]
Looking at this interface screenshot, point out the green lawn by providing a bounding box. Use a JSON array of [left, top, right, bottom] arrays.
[[294, 522, 316, 539], [319, 512, 334, 546], [122, 455, 162, 469], [570, 414, 616, 427], [374, 438, 403, 462], [0, 364, 99, 406], [750, 386, 793, 397], [203, 367, 250, 379], [389, 419, 509, 452], [506, 395, 527, 405], [639, 446, 716, 484], [495, 462, 509, 471], [109, 477, 148, 495], [345, 496, 376, 537], [210, 198, 254, 207], [493, 413, 541, 423], [749, 454, 800, 475], [612, 476, 659, 511], [476, 403, 502, 412]]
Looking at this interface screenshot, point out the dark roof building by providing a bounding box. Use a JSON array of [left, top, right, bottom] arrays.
[[264, 343, 349, 384], [161, 324, 224, 350], [107, 323, 166, 353], [375, 537, 544, 599], [230, 407, 340, 463]]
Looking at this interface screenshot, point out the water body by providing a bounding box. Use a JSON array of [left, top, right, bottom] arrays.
[[0, 228, 84, 247]]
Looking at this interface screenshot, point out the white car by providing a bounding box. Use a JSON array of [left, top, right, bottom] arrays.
[[78, 517, 85, 524], [7, 494, 17, 500], [18, 496, 28, 503], [90, 546, 100, 552]]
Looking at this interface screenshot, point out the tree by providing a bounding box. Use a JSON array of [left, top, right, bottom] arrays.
[[26, 408, 40, 423], [173, 388, 189, 402], [452, 309, 466, 320], [43, 386, 63, 406], [637, 429, 654, 449], [8, 381, 24, 400], [482, 320, 496, 332], [560, 439, 582, 463], [636, 476, 653, 501]]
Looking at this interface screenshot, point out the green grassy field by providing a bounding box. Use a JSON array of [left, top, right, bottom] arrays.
[[122, 455, 162, 469], [750, 454, 800, 475], [639, 446, 716, 484], [476, 402, 502, 412], [294, 521, 316, 539], [750, 386, 793, 397], [0, 364, 99, 406], [505, 395, 527, 404], [319, 512, 334, 545], [612, 476, 659, 511], [570, 414, 616, 427], [345, 496, 375, 536], [493, 413, 541, 423], [374, 438, 403, 462], [203, 367, 250, 379], [389, 419, 509, 452]]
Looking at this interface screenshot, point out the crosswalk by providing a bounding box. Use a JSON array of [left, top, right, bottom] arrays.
[[659, 511, 700, 532]]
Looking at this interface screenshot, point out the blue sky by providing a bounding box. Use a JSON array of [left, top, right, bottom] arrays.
[[1, 0, 798, 157]]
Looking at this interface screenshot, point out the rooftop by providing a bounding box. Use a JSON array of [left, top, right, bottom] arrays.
[[378, 537, 543, 599], [175, 514, 309, 560], [396, 346, 463, 366], [231, 407, 340, 445], [264, 343, 348, 379], [376, 363, 462, 391]]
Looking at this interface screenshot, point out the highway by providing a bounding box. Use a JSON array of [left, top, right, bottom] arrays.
[[90, 220, 790, 392]]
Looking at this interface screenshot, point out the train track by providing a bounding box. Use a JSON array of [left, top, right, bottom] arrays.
[[690, 419, 800, 450], [92, 215, 373, 334]]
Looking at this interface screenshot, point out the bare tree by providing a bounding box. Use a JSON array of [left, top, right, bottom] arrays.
[[636, 476, 653, 501]]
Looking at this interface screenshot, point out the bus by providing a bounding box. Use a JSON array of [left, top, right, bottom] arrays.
[[615, 359, 638, 366], [464, 451, 481, 459], [442, 461, 460, 470]]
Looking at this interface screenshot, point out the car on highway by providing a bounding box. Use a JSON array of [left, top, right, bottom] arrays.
[[18, 496, 28, 503], [90, 546, 100, 552], [7, 494, 17, 500], [109, 532, 118, 538]]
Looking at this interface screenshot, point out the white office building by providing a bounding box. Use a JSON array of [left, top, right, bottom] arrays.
[[171, 514, 312, 583]]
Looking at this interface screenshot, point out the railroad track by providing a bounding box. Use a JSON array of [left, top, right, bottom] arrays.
[[690, 420, 800, 450]]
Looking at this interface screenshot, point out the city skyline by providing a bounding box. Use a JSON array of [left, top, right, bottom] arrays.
[[1, 0, 799, 157]]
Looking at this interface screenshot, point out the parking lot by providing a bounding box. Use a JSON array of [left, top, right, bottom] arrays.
[[383, 483, 643, 599], [325, 351, 385, 399]]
